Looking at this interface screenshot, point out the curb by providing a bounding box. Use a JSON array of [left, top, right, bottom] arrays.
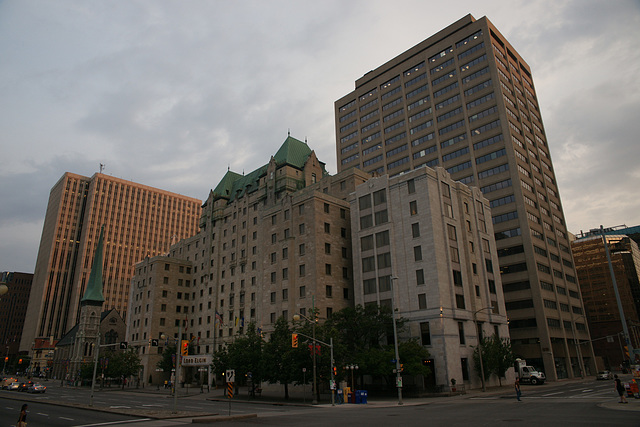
[[192, 413, 258, 423]]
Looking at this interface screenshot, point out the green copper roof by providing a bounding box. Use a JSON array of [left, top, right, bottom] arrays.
[[212, 170, 243, 199], [273, 136, 312, 168], [211, 136, 316, 203], [82, 225, 105, 303]]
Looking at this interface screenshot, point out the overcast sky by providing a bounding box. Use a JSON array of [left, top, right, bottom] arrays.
[[1, 0, 639, 273]]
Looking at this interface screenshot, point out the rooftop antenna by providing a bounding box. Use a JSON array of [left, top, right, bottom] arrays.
[[99, 163, 105, 174]]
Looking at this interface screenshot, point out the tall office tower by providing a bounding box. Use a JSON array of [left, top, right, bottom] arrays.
[[350, 167, 511, 389], [20, 172, 201, 353], [335, 14, 593, 380], [0, 272, 33, 361], [572, 233, 640, 367]]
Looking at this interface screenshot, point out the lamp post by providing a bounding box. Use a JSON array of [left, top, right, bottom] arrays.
[[473, 306, 493, 392], [345, 364, 359, 390], [390, 277, 403, 405]]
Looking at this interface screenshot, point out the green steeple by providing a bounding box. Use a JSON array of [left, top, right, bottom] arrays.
[[81, 225, 105, 304]]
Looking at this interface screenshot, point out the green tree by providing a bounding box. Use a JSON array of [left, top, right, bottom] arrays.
[[212, 322, 264, 386], [262, 316, 307, 399], [157, 344, 177, 373], [473, 335, 515, 386]]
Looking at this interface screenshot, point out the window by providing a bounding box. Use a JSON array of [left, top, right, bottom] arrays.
[[418, 294, 427, 309], [299, 286, 306, 297], [375, 209, 388, 225], [410, 200, 418, 215], [376, 230, 390, 247], [361, 235, 374, 251], [420, 322, 431, 345], [412, 223, 420, 238], [458, 322, 466, 344], [359, 195, 372, 210], [414, 246, 423, 261], [325, 243, 331, 254], [324, 222, 331, 233], [416, 269, 425, 285], [325, 264, 332, 275], [326, 285, 332, 297], [299, 264, 306, 277], [373, 189, 386, 205], [455, 294, 466, 309]]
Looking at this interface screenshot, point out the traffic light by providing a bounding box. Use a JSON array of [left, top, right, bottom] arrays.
[[292, 333, 299, 348], [120, 341, 128, 350], [400, 363, 404, 372], [333, 366, 337, 376], [18, 358, 22, 364], [181, 340, 189, 356]]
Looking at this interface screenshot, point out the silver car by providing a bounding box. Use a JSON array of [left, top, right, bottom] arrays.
[[597, 370, 613, 380], [28, 383, 46, 393]]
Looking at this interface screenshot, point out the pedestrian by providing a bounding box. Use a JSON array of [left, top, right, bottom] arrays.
[[515, 378, 522, 401], [17, 403, 27, 427], [614, 374, 628, 403]]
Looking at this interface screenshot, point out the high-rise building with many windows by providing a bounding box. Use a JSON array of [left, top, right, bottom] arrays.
[[335, 14, 594, 380], [20, 172, 201, 353]]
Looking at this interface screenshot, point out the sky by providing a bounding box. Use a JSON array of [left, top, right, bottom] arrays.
[[1, 0, 640, 273]]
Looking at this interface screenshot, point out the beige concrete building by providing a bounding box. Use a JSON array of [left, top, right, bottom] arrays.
[[335, 14, 593, 380], [128, 136, 370, 385], [21, 172, 201, 354], [351, 166, 510, 390]]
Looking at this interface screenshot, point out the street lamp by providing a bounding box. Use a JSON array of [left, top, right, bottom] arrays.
[[345, 364, 359, 390], [473, 306, 493, 392], [390, 277, 403, 405]]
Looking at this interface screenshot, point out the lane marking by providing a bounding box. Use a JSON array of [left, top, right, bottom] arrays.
[[141, 404, 163, 407], [37, 412, 50, 416], [542, 392, 563, 396], [581, 389, 593, 393], [74, 419, 152, 427], [60, 417, 75, 420], [109, 405, 131, 409]]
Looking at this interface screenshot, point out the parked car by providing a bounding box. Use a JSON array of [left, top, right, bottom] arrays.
[[7, 382, 21, 390], [28, 383, 46, 393], [597, 370, 613, 380], [18, 381, 33, 392]]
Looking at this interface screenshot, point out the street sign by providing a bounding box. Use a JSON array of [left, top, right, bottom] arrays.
[[329, 380, 336, 390], [120, 342, 128, 350], [396, 377, 403, 388], [226, 369, 235, 383]]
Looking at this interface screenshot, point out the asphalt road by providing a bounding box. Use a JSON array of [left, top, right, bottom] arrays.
[[1, 377, 639, 426]]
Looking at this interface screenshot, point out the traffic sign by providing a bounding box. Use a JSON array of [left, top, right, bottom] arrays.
[[226, 369, 235, 383]]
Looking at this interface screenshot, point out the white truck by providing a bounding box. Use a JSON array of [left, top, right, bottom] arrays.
[[515, 359, 545, 385]]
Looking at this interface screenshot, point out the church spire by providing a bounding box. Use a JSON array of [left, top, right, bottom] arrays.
[[81, 225, 105, 304]]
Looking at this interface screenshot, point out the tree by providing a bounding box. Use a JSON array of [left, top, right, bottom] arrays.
[[473, 335, 515, 386], [262, 316, 307, 399], [212, 322, 264, 386], [157, 344, 177, 374]]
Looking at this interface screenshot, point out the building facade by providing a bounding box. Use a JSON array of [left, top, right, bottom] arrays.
[[350, 166, 510, 389], [127, 136, 371, 385], [334, 14, 593, 380], [0, 272, 32, 365], [572, 234, 640, 368], [21, 172, 201, 354]]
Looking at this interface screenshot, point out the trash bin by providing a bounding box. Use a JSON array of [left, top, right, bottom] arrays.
[[362, 390, 368, 404], [355, 390, 362, 404], [348, 392, 355, 403], [336, 389, 343, 404]]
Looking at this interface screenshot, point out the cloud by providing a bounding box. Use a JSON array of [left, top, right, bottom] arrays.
[[1, 0, 640, 271]]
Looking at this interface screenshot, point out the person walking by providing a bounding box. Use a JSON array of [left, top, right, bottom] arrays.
[[614, 374, 628, 403], [17, 403, 28, 427], [515, 378, 522, 401]]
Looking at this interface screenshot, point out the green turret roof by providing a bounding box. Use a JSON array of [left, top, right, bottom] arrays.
[[272, 136, 312, 169], [81, 225, 105, 304], [212, 170, 243, 199]]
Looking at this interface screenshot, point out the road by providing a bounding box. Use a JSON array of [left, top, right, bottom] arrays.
[[1, 378, 638, 426]]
